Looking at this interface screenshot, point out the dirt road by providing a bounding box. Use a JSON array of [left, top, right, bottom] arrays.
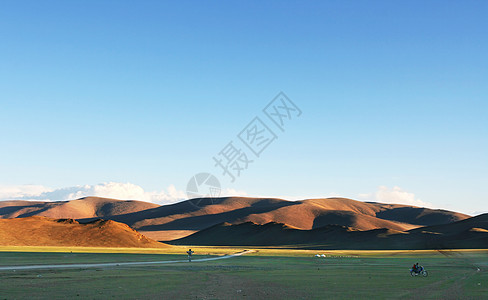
[[0, 250, 254, 271]]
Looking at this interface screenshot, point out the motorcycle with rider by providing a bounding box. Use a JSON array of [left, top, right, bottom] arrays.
[[410, 263, 428, 277]]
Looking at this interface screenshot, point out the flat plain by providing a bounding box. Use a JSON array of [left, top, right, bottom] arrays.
[[0, 247, 486, 299]]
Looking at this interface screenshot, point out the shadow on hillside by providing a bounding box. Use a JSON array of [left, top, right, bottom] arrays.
[[0, 204, 52, 218], [137, 200, 300, 231], [311, 211, 356, 229]]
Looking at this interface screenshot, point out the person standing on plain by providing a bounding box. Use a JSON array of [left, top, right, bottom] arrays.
[[186, 249, 194, 262]]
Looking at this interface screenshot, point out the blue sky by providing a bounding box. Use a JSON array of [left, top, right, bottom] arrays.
[[0, 1, 486, 214]]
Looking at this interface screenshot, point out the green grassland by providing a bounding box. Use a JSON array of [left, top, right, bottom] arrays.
[[0, 247, 487, 299]]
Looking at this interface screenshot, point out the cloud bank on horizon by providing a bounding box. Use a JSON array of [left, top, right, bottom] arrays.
[[0, 182, 186, 204], [357, 186, 432, 208], [0, 182, 250, 205], [0, 182, 431, 208]]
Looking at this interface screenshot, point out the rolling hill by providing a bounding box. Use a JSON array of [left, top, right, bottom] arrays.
[[0, 197, 470, 243], [0, 197, 159, 219], [0, 216, 167, 248], [108, 197, 469, 240], [171, 213, 488, 250]]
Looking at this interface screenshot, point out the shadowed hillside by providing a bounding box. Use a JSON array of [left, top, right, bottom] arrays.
[[109, 197, 468, 239], [0, 216, 167, 248], [171, 214, 488, 250], [0, 197, 470, 242]]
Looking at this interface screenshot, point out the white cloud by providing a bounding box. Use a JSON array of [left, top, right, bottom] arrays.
[[357, 186, 432, 208], [0, 184, 53, 200], [472, 211, 488, 216], [220, 188, 248, 197], [0, 182, 188, 205], [0, 182, 254, 205]]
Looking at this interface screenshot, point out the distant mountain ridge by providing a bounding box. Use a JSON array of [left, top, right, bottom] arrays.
[[0, 196, 471, 243]]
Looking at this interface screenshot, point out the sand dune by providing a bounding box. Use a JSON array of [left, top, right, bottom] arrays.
[[0, 216, 167, 248]]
